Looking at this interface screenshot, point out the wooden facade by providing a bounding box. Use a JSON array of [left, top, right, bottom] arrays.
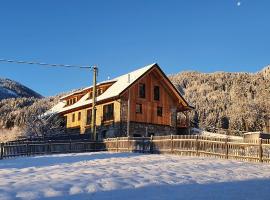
[[57, 64, 193, 138]]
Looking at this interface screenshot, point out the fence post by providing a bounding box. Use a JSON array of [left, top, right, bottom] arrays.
[[116, 137, 119, 152], [69, 139, 72, 153], [142, 137, 145, 153], [49, 140, 52, 154], [225, 138, 229, 159], [170, 135, 173, 153], [0, 143, 3, 159], [259, 138, 263, 163], [127, 136, 130, 152], [150, 135, 153, 154], [26, 142, 29, 156], [196, 135, 199, 156]]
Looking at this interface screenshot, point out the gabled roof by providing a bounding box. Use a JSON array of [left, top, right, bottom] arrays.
[[45, 63, 194, 115], [46, 63, 156, 115]]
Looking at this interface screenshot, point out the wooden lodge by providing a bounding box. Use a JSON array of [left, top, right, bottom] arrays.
[[47, 63, 194, 139]]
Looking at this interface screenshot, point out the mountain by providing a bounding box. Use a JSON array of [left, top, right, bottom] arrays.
[[169, 66, 270, 134], [0, 78, 43, 100]]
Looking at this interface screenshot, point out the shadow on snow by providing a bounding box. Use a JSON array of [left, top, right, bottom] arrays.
[[44, 178, 270, 200]]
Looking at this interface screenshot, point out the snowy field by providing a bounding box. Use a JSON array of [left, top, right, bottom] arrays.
[[0, 152, 270, 200]]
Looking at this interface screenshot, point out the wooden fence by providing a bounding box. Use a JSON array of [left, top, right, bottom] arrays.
[[1, 135, 270, 163], [104, 135, 270, 163], [0, 140, 105, 159]]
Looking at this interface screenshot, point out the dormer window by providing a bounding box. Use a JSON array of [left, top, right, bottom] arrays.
[[99, 89, 103, 95], [72, 98, 76, 104], [89, 92, 93, 99]]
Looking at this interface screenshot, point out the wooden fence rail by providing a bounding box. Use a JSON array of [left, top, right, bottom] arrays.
[[1, 135, 270, 163]]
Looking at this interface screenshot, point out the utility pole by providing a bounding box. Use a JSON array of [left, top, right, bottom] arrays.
[[127, 74, 130, 137], [91, 66, 97, 141]]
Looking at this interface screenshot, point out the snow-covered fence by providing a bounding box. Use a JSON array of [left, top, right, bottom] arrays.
[[104, 135, 270, 163], [0, 136, 270, 163]]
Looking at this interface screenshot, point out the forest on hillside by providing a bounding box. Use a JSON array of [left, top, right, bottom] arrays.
[[0, 66, 269, 141], [169, 66, 270, 133]]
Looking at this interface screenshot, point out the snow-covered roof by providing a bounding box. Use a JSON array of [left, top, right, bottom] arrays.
[[60, 79, 116, 100], [46, 63, 156, 115]]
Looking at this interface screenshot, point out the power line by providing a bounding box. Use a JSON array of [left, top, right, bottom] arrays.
[[0, 58, 93, 69]]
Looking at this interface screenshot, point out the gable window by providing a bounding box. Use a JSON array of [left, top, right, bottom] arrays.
[[72, 113, 75, 122], [139, 83, 145, 98], [86, 109, 92, 125], [103, 103, 114, 121], [136, 103, 142, 114], [78, 112, 81, 121], [154, 86, 160, 101], [157, 106, 163, 117]]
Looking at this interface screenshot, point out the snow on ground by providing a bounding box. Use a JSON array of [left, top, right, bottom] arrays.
[[0, 152, 270, 200], [200, 131, 243, 139], [192, 128, 243, 140]]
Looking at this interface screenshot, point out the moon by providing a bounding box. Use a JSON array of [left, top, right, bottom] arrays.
[[237, 1, 241, 6]]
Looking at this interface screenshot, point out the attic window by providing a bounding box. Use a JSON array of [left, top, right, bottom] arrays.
[[154, 86, 160, 101], [139, 83, 145, 98]]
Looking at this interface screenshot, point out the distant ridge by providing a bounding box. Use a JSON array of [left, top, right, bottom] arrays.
[[0, 78, 43, 100]]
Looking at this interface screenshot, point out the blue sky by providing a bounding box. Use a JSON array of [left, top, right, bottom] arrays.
[[0, 0, 269, 96]]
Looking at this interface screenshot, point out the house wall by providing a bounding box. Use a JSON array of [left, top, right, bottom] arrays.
[[62, 67, 189, 138], [121, 68, 180, 126], [64, 100, 121, 134]]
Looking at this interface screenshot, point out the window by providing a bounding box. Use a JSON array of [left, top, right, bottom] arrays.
[[72, 113, 75, 122], [78, 112, 81, 121], [103, 103, 114, 121], [98, 89, 103, 96], [139, 83, 145, 98], [157, 106, 163, 117], [86, 109, 92, 125], [136, 104, 142, 114], [89, 92, 93, 99], [72, 98, 76, 104], [154, 86, 160, 101]]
